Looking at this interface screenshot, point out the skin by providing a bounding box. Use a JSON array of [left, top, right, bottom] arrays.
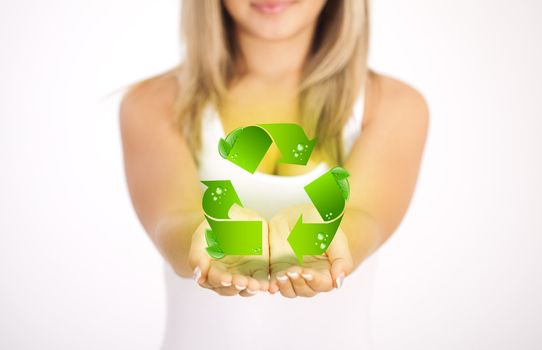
[[119, 0, 429, 298]]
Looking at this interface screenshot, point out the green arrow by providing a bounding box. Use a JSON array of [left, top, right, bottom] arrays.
[[201, 180, 242, 219], [304, 170, 346, 221], [205, 215, 263, 256], [201, 180, 263, 257], [205, 122, 350, 261], [257, 124, 317, 165], [287, 215, 343, 263], [224, 126, 272, 173], [219, 123, 316, 174], [287, 167, 350, 263]]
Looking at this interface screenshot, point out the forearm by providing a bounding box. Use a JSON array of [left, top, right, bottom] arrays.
[[151, 208, 205, 278], [340, 206, 384, 269]]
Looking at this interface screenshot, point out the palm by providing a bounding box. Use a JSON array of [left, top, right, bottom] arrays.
[[268, 204, 340, 296], [200, 238, 270, 288], [268, 205, 330, 271], [189, 205, 270, 295], [190, 203, 352, 297]]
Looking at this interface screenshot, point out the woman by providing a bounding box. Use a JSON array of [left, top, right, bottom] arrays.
[[120, 0, 428, 349]]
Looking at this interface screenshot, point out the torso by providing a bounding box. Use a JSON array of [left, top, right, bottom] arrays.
[[122, 68, 425, 350], [159, 69, 378, 350]]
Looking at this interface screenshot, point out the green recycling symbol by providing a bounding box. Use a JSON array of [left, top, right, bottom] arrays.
[[202, 124, 350, 263]]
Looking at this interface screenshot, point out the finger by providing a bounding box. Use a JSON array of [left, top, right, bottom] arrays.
[[204, 276, 242, 296], [275, 271, 296, 298], [268, 277, 280, 294], [209, 286, 240, 297], [206, 264, 233, 288], [253, 269, 270, 292], [301, 267, 334, 292], [286, 266, 316, 297], [269, 263, 291, 295], [239, 277, 260, 297], [232, 274, 249, 292], [197, 281, 241, 297]]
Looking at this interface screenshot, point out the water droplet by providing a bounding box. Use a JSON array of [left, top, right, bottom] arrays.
[[215, 187, 223, 195], [305, 144, 309, 149], [212, 196, 217, 201], [294, 152, 299, 158], [317, 233, 324, 241], [297, 143, 305, 151], [319, 243, 326, 250]]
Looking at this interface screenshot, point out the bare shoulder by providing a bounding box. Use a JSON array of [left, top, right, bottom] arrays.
[[363, 71, 429, 131], [119, 68, 180, 131]]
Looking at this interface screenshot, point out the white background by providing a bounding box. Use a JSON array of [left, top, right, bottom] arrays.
[[1, 0, 541, 349]]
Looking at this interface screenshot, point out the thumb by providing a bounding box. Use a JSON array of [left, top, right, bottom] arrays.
[[327, 228, 354, 289], [330, 257, 350, 289], [189, 252, 210, 285], [227, 203, 244, 219], [228, 203, 263, 220], [188, 222, 211, 285]]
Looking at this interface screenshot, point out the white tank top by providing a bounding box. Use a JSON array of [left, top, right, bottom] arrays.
[[161, 86, 378, 350]]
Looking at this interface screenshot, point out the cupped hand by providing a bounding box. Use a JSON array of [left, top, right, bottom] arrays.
[[268, 204, 353, 298], [188, 204, 269, 297]]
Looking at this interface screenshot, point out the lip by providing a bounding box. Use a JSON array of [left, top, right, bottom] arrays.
[[250, 0, 296, 14]]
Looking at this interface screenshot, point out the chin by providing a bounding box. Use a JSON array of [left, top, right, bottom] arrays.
[[224, 0, 323, 41], [241, 10, 310, 41], [245, 22, 303, 41]]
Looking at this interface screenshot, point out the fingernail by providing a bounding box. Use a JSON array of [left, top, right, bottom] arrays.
[[336, 273, 345, 289], [235, 284, 246, 291], [192, 266, 201, 283], [286, 271, 299, 279], [301, 273, 313, 281], [246, 289, 257, 294], [221, 281, 232, 287], [276, 274, 288, 283]]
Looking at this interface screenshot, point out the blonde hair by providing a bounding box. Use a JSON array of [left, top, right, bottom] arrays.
[[175, 0, 370, 166]]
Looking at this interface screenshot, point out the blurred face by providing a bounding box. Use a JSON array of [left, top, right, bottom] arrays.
[[223, 0, 327, 41]]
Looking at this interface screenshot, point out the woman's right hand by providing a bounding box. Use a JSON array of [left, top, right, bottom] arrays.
[[188, 204, 269, 297]]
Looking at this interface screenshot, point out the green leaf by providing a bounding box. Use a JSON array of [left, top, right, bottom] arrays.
[[331, 167, 350, 200], [331, 166, 350, 180], [225, 127, 243, 147], [218, 138, 231, 159], [205, 229, 224, 259], [205, 228, 218, 247], [337, 178, 350, 201], [206, 245, 225, 259]]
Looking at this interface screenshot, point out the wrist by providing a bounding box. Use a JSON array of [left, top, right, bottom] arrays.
[[342, 207, 383, 268], [153, 209, 205, 277]]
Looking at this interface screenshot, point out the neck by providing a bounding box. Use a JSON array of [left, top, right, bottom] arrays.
[[234, 26, 316, 82]]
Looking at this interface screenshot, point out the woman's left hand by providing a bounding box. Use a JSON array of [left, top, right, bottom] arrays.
[[268, 203, 354, 298]]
